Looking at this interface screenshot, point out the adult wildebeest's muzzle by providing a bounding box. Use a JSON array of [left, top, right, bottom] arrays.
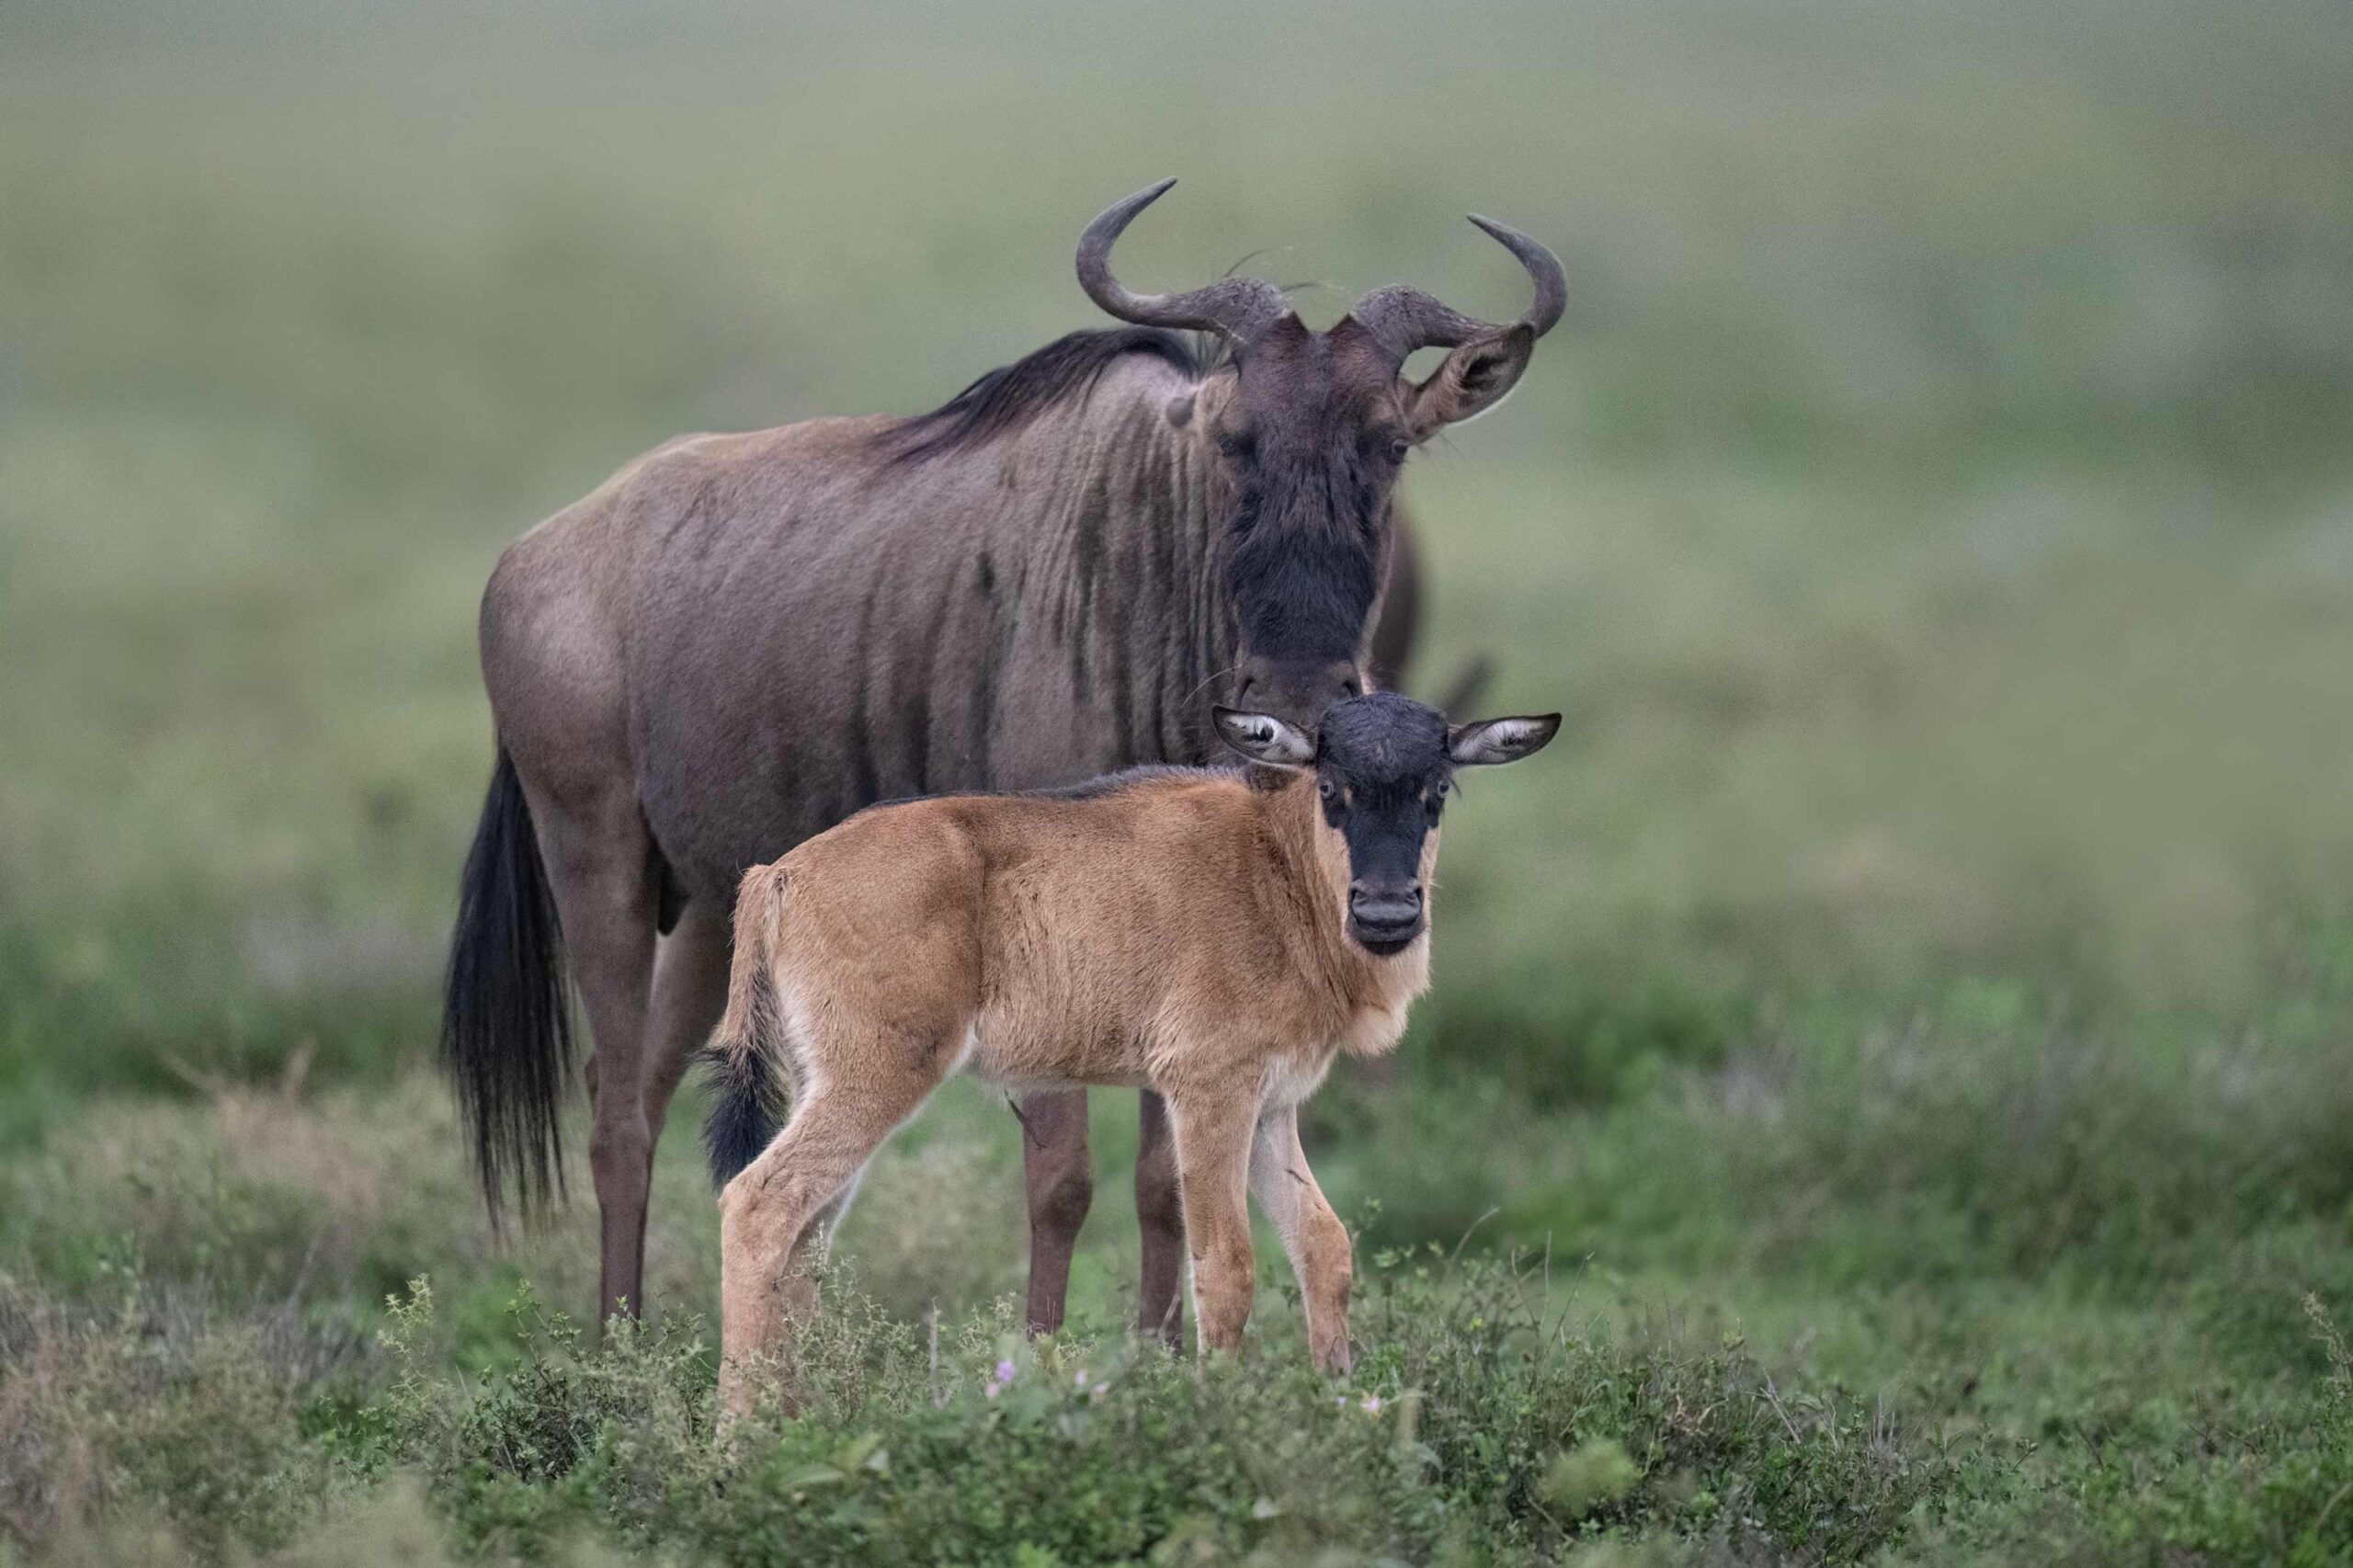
[[1232, 656, 1363, 734]]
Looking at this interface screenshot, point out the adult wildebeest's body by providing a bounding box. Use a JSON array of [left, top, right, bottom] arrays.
[[443, 181, 1563, 1330]]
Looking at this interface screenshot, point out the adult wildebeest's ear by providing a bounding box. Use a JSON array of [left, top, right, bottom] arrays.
[[1212, 707, 1317, 768], [1448, 712, 1560, 767], [1405, 323, 1536, 437]]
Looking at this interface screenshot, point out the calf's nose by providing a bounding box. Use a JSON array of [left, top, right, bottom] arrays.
[[1347, 883, 1423, 929]]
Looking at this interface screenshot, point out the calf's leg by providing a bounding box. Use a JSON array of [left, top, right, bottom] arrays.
[[718, 1073, 933, 1419], [1165, 1088, 1261, 1357], [1018, 1089, 1093, 1335], [1247, 1105, 1353, 1374]]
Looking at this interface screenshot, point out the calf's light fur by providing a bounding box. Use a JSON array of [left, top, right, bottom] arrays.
[[704, 693, 1557, 1415]]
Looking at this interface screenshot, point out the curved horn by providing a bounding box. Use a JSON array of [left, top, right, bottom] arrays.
[[1075, 179, 1290, 345], [1350, 213, 1566, 364]]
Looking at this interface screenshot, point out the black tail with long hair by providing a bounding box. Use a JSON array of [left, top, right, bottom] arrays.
[[440, 748, 574, 1225]]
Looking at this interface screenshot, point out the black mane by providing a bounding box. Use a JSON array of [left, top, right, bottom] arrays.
[[882, 326, 1202, 464]]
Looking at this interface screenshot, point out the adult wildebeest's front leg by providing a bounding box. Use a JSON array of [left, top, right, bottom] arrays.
[[1134, 1090, 1188, 1346], [1018, 1089, 1093, 1335], [1017, 1094, 1190, 1345], [1247, 1104, 1352, 1374]]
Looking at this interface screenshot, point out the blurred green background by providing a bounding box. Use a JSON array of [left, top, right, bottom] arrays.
[[5, 2, 2353, 1560], [7, 0, 2351, 1104]]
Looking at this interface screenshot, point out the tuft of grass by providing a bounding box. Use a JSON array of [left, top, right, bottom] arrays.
[[0, 1273, 355, 1559]]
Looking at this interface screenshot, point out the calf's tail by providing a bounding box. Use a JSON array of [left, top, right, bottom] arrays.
[[703, 863, 793, 1187]]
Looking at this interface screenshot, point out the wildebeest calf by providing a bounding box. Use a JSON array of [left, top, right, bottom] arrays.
[[703, 692, 1558, 1413]]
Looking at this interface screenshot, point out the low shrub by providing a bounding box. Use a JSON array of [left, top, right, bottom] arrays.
[[347, 1254, 1986, 1565]]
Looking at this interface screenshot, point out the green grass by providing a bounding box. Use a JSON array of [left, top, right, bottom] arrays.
[[4, 1, 2353, 1562]]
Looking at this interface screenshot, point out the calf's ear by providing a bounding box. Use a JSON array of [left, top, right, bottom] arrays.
[[1447, 712, 1561, 767], [1212, 707, 1318, 768]]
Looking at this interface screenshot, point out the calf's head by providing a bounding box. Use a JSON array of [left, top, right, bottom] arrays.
[[1215, 691, 1559, 955], [1078, 180, 1564, 731]]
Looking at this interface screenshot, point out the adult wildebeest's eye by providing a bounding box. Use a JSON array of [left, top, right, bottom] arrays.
[[1318, 778, 1339, 802], [1215, 429, 1256, 460], [1388, 437, 1411, 463]]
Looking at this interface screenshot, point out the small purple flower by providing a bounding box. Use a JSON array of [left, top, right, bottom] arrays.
[[995, 1358, 1018, 1385], [1358, 1394, 1383, 1415], [1073, 1369, 1090, 1389], [984, 1380, 1003, 1400]]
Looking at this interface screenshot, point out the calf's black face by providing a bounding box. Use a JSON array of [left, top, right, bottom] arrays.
[[1214, 691, 1561, 955]]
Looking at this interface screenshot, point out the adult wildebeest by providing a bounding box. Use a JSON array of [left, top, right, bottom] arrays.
[[442, 179, 1564, 1330], [705, 693, 1560, 1414]]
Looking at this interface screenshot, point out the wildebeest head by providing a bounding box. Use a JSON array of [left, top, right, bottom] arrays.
[[1078, 180, 1564, 732], [1213, 691, 1561, 954]]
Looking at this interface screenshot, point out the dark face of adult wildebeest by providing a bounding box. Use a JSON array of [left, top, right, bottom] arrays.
[[1075, 179, 1563, 727], [1214, 692, 1561, 952], [442, 178, 1565, 1339]]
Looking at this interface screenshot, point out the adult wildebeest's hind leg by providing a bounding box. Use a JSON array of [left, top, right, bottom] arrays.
[[1246, 1104, 1353, 1374], [522, 781, 663, 1326], [1019, 1089, 1094, 1336], [637, 902, 734, 1177], [465, 540, 686, 1329]]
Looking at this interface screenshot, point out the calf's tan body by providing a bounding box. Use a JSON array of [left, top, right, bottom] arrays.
[[713, 767, 1430, 1413]]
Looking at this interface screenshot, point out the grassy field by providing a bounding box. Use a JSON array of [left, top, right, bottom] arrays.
[[5, 2, 2353, 1562]]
